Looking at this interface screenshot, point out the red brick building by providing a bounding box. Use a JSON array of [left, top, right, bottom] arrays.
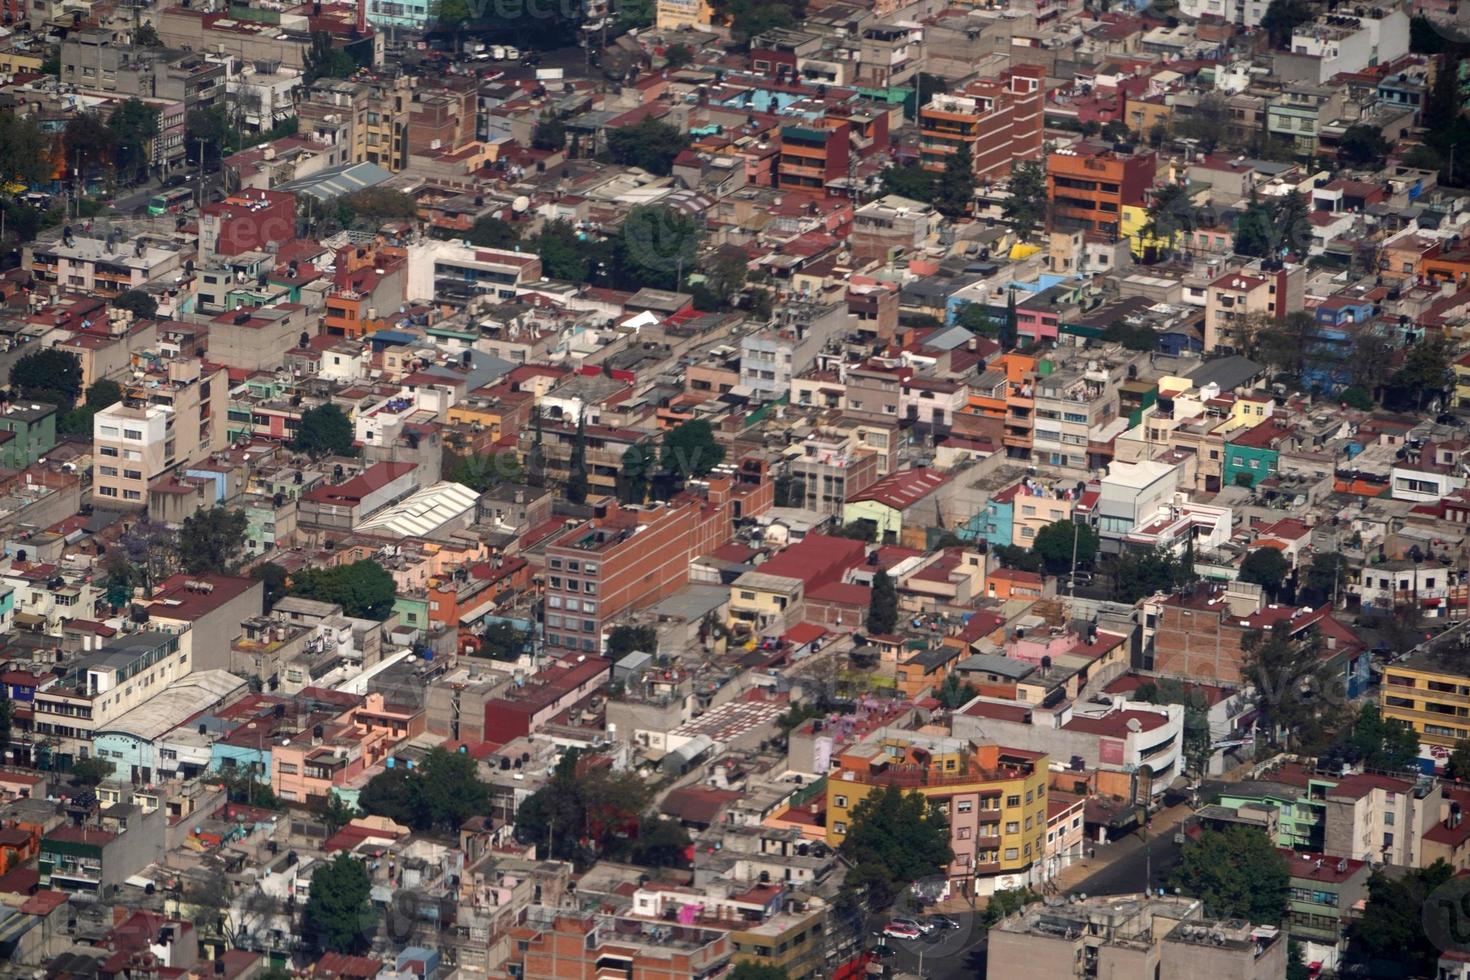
[[918, 66, 1045, 180], [198, 189, 296, 261]]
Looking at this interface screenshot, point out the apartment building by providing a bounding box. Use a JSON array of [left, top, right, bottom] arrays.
[[1032, 367, 1119, 471], [405, 240, 543, 305], [740, 298, 846, 401], [1266, 83, 1348, 157], [26, 232, 186, 298], [31, 631, 191, 770], [498, 908, 733, 979], [918, 67, 1045, 180], [1280, 849, 1369, 971], [783, 430, 881, 516], [827, 734, 1050, 898], [775, 121, 851, 196], [1046, 147, 1156, 241], [197, 190, 297, 266], [91, 359, 228, 508], [543, 469, 772, 655], [1381, 646, 1470, 749], [851, 196, 937, 263]]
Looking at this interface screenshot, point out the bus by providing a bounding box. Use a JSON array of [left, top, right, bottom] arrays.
[[147, 187, 194, 216]]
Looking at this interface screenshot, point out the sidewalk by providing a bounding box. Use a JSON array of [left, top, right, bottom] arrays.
[[1050, 799, 1194, 894]]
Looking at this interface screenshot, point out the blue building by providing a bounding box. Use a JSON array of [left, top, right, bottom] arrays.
[[1304, 292, 1379, 390]]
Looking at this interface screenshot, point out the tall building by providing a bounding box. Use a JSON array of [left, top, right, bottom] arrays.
[[825, 732, 1050, 898], [776, 120, 851, 195], [1046, 146, 1156, 241], [542, 465, 772, 655], [497, 908, 733, 979], [919, 67, 1045, 180], [91, 357, 228, 508]]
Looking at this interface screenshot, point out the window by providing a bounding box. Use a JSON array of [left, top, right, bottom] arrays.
[[834, 795, 847, 809], [1006, 821, 1019, 834], [957, 800, 972, 813], [834, 821, 847, 834], [1007, 795, 1020, 807], [123, 429, 143, 441], [957, 827, 972, 840], [1004, 847, 1018, 861]]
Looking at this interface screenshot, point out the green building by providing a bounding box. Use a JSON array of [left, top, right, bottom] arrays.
[[1222, 416, 1294, 489], [0, 402, 57, 469], [1217, 772, 1337, 850]]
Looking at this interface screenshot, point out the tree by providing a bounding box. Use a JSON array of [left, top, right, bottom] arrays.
[[1102, 318, 1159, 351], [934, 143, 975, 219], [993, 544, 1044, 573], [531, 116, 567, 152], [61, 377, 127, 436], [1173, 93, 1229, 154], [475, 621, 531, 661], [1340, 386, 1374, 410], [70, 757, 115, 787], [1261, 0, 1313, 49], [955, 302, 1000, 338], [1448, 739, 1470, 780], [135, 22, 162, 46], [1302, 551, 1349, 603], [1338, 124, 1391, 168], [1002, 161, 1048, 243], [1232, 199, 1277, 259], [1238, 547, 1290, 597], [617, 443, 655, 504], [292, 403, 357, 457], [566, 414, 589, 505], [1243, 622, 1337, 750], [982, 887, 1039, 925], [1349, 860, 1455, 977], [1170, 827, 1288, 924], [839, 784, 953, 901], [318, 793, 358, 837], [1252, 310, 1317, 378], [65, 111, 117, 177], [113, 290, 158, 320], [108, 99, 160, 184], [664, 43, 693, 68], [357, 768, 417, 826], [10, 348, 83, 410], [937, 673, 976, 709], [1388, 338, 1453, 410], [730, 966, 791, 980], [178, 507, 249, 575], [866, 570, 898, 635], [1000, 288, 1018, 351], [1344, 703, 1420, 772], [604, 117, 690, 176], [357, 747, 490, 834], [303, 853, 374, 953], [339, 188, 418, 228], [0, 112, 54, 188], [290, 560, 397, 619], [607, 624, 657, 659], [659, 418, 724, 484], [212, 767, 283, 809], [879, 164, 935, 203], [466, 215, 520, 249], [304, 31, 357, 84], [513, 749, 652, 866], [186, 104, 239, 170], [1031, 520, 1098, 575], [709, 0, 806, 45], [444, 449, 520, 491], [1108, 548, 1189, 603], [622, 204, 702, 291], [1142, 183, 1197, 260], [252, 562, 290, 612], [628, 814, 691, 868]]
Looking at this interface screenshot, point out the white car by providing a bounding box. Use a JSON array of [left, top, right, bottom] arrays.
[[503, 45, 521, 60], [490, 44, 507, 60]]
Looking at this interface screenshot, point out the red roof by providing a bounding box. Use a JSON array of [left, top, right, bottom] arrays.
[[301, 462, 416, 504], [1062, 709, 1169, 738], [846, 467, 950, 510]]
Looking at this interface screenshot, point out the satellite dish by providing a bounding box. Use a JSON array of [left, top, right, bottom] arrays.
[[512, 196, 531, 213]]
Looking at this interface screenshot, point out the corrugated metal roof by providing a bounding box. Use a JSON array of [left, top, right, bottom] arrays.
[[356, 481, 480, 537]]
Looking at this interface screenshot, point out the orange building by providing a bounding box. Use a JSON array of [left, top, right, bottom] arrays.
[[776, 120, 851, 195], [1046, 146, 1156, 240], [919, 67, 1045, 180]]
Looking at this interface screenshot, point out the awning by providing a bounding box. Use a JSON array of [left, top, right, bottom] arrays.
[[14, 613, 45, 628]]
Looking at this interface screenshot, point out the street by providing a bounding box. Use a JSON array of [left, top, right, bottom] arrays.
[[1065, 829, 1185, 897]]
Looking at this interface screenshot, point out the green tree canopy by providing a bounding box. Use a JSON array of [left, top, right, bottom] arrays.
[[1449, 739, 1470, 781], [340, 188, 419, 228], [604, 117, 691, 176], [879, 164, 935, 203], [866, 569, 898, 635], [607, 624, 657, 659], [292, 403, 358, 457], [107, 99, 160, 184], [617, 443, 655, 504], [69, 757, 115, 787], [113, 290, 158, 321], [660, 418, 725, 484], [252, 561, 290, 612], [1338, 124, 1391, 168], [1345, 703, 1421, 772], [1002, 161, 1048, 243], [1349, 860, 1455, 977], [443, 449, 521, 491], [1031, 520, 1098, 574], [303, 853, 374, 953], [934, 143, 975, 219], [513, 749, 653, 867], [1135, 678, 1213, 776], [357, 746, 490, 834], [289, 560, 397, 620], [1170, 826, 1288, 924], [179, 507, 249, 575], [1260, 0, 1314, 48], [1238, 547, 1290, 596], [839, 784, 953, 902], [1387, 338, 1453, 410], [1244, 623, 1337, 750], [10, 347, 83, 410], [0, 111, 53, 188], [475, 621, 531, 661], [466, 215, 520, 249], [1302, 551, 1349, 601]]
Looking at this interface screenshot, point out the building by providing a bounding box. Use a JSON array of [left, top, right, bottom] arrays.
[[826, 733, 1050, 898], [91, 359, 228, 508], [1046, 147, 1156, 241], [987, 894, 1286, 980], [405, 241, 543, 305], [497, 908, 732, 979], [782, 429, 882, 516], [841, 467, 951, 547], [918, 68, 1045, 180], [1382, 644, 1470, 749], [1280, 849, 1370, 971], [543, 468, 772, 655], [197, 190, 297, 265], [0, 402, 58, 470], [775, 121, 850, 196]]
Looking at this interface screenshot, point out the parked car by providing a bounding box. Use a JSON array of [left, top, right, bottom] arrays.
[[928, 914, 960, 931], [882, 922, 922, 940], [161, 173, 195, 189]]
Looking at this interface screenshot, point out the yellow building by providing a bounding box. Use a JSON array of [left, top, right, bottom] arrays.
[[1455, 352, 1470, 409], [728, 569, 802, 633], [1381, 650, 1470, 748], [826, 733, 1049, 897], [656, 0, 716, 28], [730, 906, 829, 979]]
